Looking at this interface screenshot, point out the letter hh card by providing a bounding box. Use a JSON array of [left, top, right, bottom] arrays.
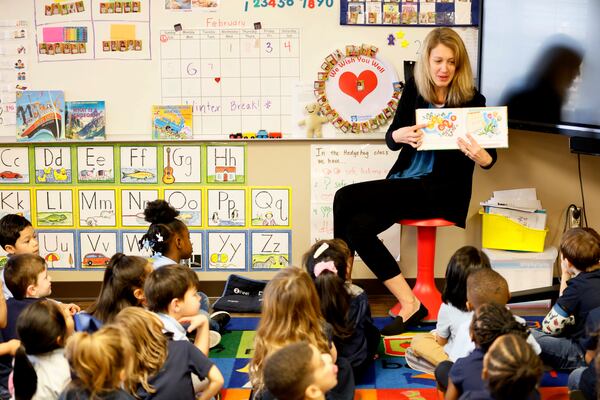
[[416, 106, 508, 151]]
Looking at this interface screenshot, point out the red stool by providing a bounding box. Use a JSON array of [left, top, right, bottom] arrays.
[[390, 218, 455, 322]]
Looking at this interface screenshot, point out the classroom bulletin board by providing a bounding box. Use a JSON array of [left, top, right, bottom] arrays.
[[0, 0, 481, 281]]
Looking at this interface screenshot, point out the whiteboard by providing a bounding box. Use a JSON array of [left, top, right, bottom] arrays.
[[0, 1, 479, 140]]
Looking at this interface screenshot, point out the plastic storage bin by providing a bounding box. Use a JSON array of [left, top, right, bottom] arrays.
[[480, 209, 548, 252]]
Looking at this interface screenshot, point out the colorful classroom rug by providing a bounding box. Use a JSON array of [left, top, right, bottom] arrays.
[[210, 317, 569, 400]]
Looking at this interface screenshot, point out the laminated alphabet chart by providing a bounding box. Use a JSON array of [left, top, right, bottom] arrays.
[[160, 28, 300, 136], [33, 0, 151, 61], [0, 142, 292, 271], [415, 106, 508, 151]]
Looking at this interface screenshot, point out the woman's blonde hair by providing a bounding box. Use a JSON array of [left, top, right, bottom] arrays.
[[114, 307, 168, 395], [249, 267, 330, 394], [414, 27, 475, 106], [65, 325, 134, 397]]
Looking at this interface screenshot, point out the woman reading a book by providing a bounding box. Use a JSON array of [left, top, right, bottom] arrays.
[[333, 28, 497, 336]]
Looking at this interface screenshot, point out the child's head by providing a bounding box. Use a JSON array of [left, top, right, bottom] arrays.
[[263, 342, 338, 400], [65, 325, 134, 396], [442, 246, 491, 312], [13, 300, 74, 400], [470, 303, 528, 352], [482, 334, 543, 400], [4, 254, 51, 299], [302, 240, 353, 339], [466, 268, 510, 311], [87, 253, 152, 323], [250, 267, 330, 393], [139, 200, 192, 260], [114, 307, 167, 394], [302, 239, 352, 281], [560, 227, 600, 272], [144, 264, 201, 316], [0, 214, 38, 255]]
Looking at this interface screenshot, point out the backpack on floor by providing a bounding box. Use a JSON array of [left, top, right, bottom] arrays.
[[212, 274, 266, 313]]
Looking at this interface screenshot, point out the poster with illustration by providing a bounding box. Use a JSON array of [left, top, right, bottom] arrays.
[[35, 189, 74, 227], [416, 106, 508, 150], [206, 231, 246, 270], [0, 147, 30, 183], [79, 231, 118, 268], [250, 187, 291, 227], [250, 231, 291, 271], [38, 230, 77, 269], [0, 189, 31, 221], [34, 146, 72, 184], [206, 188, 246, 227], [119, 145, 157, 184]]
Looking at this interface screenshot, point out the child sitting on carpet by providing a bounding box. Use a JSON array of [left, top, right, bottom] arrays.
[[303, 239, 379, 379], [408, 246, 491, 373], [249, 267, 355, 400], [263, 341, 338, 400], [59, 326, 136, 400], [434, 268, 541, 395], [441, 303, 531, 400], [531, 227, 600, 371], [114, 307, 223, 400], [474, 334, 543, 400], [139, 200, 229, 336]]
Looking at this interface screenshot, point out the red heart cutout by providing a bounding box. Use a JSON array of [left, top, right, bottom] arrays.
[[339, 70, 378, 103], [214, 77, 221, 83]]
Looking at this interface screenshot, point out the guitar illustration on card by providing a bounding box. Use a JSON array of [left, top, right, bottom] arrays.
[[162, 147, 175, 184]]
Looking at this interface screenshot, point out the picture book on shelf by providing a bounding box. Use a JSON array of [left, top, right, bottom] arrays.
[[152, 105, 193, 139], [65, 101, 106, 140], [16, 90, 64, 142]]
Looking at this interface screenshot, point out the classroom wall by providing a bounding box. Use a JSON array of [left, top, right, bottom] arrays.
[[48, 128, 600, 284]]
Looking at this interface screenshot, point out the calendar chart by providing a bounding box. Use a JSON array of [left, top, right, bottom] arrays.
[[160, 28, 300, 136]]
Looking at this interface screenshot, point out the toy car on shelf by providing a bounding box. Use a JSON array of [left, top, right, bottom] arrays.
[[242, 131, 257, 139], [257, 129, 268, 139], [268, 132, 282, 139], [229, 132, 242, 139]]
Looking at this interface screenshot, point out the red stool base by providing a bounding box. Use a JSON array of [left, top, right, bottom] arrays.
[[390, 218, 455, 322]]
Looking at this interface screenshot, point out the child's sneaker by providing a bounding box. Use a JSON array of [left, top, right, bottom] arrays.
[[404, 347, 435, 375], [209, 330, 221, 349], [210, 311, 231, 332]]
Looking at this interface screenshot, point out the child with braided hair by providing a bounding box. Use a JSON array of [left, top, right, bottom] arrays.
[[442, 303, 531, 400], [139, 200, 230, 336], [476, 334, 543, 400]]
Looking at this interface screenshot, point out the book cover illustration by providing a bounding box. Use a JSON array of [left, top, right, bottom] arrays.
[[416, 106, 508, 150], [16, 90, 64, 142], [66, 101, 106, 140], [152, 105, 193, 139]]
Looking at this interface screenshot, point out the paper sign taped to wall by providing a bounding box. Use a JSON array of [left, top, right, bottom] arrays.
[[110, 24, 136, 41]]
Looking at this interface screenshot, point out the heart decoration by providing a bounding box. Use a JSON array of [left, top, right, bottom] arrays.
[[338, 70, 378, 103], [214, 77, 221, 83]]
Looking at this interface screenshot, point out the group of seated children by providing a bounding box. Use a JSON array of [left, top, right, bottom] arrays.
[[1, 205, 600, 400]]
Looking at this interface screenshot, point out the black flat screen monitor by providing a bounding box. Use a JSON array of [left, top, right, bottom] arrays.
[[479, 0, 600, 141]]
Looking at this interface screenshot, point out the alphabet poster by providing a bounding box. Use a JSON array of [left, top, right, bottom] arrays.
[[0, 147, 29, 183], [207, 188, 246, 227], [250, 187, 291, 227], [38, 230, 76, 269], [120, 145, 158, 184], [78, 189, 117, 227], [76, 146, 115, 183], [162, 145, 202, 184], [35, 189, 74, 227], [164, 189, 202, 227], [79, 231, 118, 268], [121, 188, 159, 226], [121, 230, 153, 257], [0, 189, 32, 221], [0, 142, 291, 271], [250, 231, 291, 271], [207, 231, 247, 270], [205, 144, 246, 183], [34, 146, 72, 184]]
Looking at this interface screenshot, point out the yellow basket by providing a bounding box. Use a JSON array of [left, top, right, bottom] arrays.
[[480, 210, 548, 252]]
